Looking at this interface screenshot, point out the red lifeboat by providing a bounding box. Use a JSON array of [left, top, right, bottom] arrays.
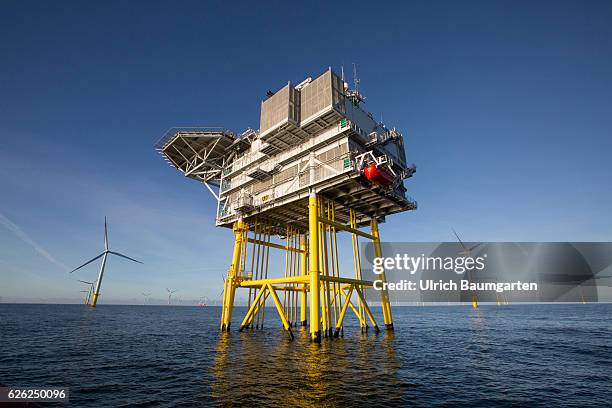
[[363, 163, 395, 186]]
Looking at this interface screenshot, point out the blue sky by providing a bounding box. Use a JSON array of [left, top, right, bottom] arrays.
[[1, 0, 611, 304]]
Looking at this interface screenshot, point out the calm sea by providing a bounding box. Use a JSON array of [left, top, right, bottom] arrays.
[[0, 304, 610, 407]]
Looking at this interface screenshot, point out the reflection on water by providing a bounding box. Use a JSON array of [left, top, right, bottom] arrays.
[[212, 327, 402, 406], [1, 304, 610, 407]]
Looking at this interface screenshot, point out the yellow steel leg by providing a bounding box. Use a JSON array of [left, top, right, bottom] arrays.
[[354, 286, 380, 334], [371, 219, 394, 330], [252, 291, 270, 327], [334, 284, 354, 337], [239, 286, 268, 331], [472, 293, 479, 309], [340, 288, 364, 324], [221, 220, 246, 331], [266, 284, 294, 340], [300, 236, 308, 326], [308, 193, 321, 343]]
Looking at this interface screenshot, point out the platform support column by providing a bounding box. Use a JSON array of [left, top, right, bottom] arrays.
[[308, 192, 321, 342], [221, 219, 247, 331], [371, 218, 394, 330], [300, 236, 308, 327]]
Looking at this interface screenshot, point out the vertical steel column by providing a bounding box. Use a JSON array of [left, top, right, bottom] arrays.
[[370, 218, 394, 330], [300, 236, 308, 326], [221, 219, 246, 331], [308, 192, 321, 342]]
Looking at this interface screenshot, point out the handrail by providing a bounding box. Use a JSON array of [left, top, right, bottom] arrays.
[[154, 127, 236, 150]]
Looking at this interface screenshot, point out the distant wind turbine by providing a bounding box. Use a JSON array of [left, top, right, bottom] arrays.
[[70, 217, 143, 307], [166, 288, 177, 305], [452, 228, 481, 309], [79, 289, 90, 304], [142, 292, 151, 304], [77, 279, 95, 305]]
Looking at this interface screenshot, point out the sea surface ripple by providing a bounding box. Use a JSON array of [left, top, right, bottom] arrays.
[[0, 304, 610, 407]]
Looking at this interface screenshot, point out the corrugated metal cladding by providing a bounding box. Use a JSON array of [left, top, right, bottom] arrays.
[[316, 143, 347, 163], [259, 83, 299, 134], [259, 69, 343, 136], [300, 70, 344, 122], [234, 141, 349, 203]]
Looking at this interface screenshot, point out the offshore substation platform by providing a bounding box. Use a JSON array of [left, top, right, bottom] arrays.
[[156, 68, 416, 342]]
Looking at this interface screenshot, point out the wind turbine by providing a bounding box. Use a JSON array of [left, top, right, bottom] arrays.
[[78, 279, 95, 305], [166, 288, 177, 305], [142, 292, 152, 305], [70, 217, 143, 307], [452, 229, 481, 309], [79, 290, 90, 304]]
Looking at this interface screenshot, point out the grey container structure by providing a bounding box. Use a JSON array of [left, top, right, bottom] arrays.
[[156, 68, 416, 234]]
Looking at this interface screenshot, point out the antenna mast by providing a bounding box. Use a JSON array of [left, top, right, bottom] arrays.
[[353, 63, 359, 94], [347, 62, 365, 105]]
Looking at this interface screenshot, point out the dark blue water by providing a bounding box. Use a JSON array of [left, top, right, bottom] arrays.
[[0, 304, 610, 407]]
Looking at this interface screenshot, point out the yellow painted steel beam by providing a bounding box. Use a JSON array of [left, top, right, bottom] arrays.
[[317, 217, 376, 241], [221, 220, 247, 331], [354, 286, 380, 333], [319, 275, 374, 287], [349, 209, 366, 328], [247, 237, 305, 253], [239, 286, 268, 331], [371, 219, 394, 330], [266, 283, 294, 340], [250, 285, 304, 291], [340, 286, 364, 325], [300, 236, 308, 326], [334, 284, 354, 337], [238, 275, 309, 287], [309, 193, 321, 343], [253, 291, 270, 327]]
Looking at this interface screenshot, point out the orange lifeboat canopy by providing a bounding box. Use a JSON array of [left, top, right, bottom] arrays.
[[363, 163, 394, 186]]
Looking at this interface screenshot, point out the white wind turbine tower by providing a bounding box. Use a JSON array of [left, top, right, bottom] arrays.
[[452, 228, 483, 309], [142, 292, 152, 305], [70, 217, 143, 307], [166, 288, 177, 305]]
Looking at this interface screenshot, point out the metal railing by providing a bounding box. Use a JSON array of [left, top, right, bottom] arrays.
[[154, 127, 236, 150]]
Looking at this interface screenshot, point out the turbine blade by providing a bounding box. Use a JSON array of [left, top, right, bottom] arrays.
[[77, 279, 94, 285], [104, 217, 109, 251], [452, 228, 467, 251], [468, 243, 482, 252], [70, 253, 104, 273], [108, 251, 143, 264]]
